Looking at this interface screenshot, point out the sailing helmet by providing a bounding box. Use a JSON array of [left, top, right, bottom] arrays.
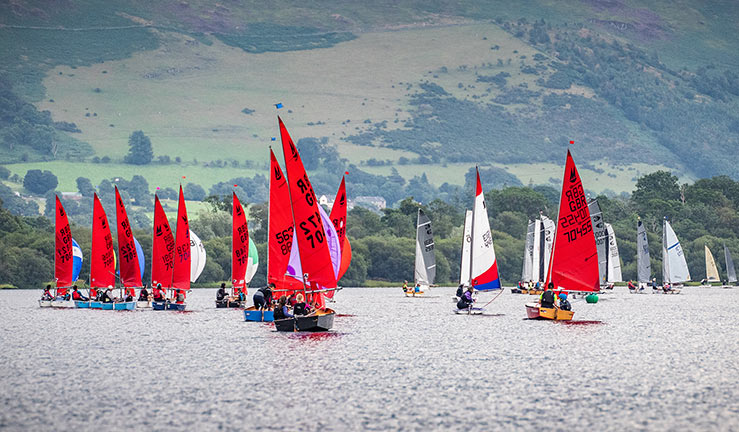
[[559, 293, 567, 300]]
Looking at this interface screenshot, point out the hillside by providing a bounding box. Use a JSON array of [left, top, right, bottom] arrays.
[[0, 0, 738, 212]]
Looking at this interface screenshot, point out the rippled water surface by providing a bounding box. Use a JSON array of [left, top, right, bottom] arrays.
[[1, 287, 737, 431]]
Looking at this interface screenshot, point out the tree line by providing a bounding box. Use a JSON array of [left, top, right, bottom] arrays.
[[1, 170, 737, 289]]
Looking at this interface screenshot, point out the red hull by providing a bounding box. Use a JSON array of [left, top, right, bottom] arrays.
[[525, 304, 541, 319]]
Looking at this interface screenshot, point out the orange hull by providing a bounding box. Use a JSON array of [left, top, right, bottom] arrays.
[[525, 303, 574, 321]]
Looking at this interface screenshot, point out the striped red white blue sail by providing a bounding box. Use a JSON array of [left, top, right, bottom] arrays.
[[469, 168, 500, 291]]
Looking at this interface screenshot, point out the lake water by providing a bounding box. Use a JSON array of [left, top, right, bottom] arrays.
[[0, 287, 737, 431]]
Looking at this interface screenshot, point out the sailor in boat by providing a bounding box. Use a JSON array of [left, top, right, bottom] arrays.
[[252, 284, 274, 310], [663, 283, 672, 293], [287, 292, 298, 307], [41, 285, 53, 301], [236, 288, 247, 304], [273, 296, 294, 320], [540, 284, 556, 309], [152, 284, 166, 303], [456, 286, 475, 310], [138, 285, 150, 302], [651, 278, 659, 292], [71, 286, 88, 301], [174, 289, 185, 304], [402, 280, 408, 293], [455, 284, 465, 299], [101, 288, 114, 303], [293, 293, 313, 316], [124, 289, 134, 302], [216, 283, 229, 306], [558, 293, 571, 311], [627, 280, 636, 291], [89, 287, 98, 300], [414, 282, 421, 294]]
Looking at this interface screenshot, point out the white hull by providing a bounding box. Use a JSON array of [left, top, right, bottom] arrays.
[[50, 300, 75, 308], [38, 300, 52, 308], [136, 301, 152, 309]]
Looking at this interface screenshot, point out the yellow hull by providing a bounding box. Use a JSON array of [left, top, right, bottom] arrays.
[[529, 290, 543, 296], [538, 307, 574, 321], [405, 291, 425, 297]]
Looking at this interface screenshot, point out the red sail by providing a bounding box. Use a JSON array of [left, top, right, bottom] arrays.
[[278, 117, 337, 289], [151, 195, 174, 288], [545, 150, 599, 292], [328, 175, 351, 296], [54, 196, 73, 291], [232, 192, 249, 293], [90, 193, 115, 289], [171, 185, 191, 291], [115, 186, 142, 287], [267, 148, 301, 293]]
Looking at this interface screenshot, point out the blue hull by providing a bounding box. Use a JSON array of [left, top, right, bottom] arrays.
[[74, 301, 90, 308], [101, 303, 114, 310], [114, 301, 136, 311], [244, 310, 274, 322], [167, 303, 186, 311], [152, 301, 167, 310], [89, 301, 102, 309]]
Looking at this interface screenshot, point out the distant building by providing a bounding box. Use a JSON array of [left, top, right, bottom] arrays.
[[319, 194, 331, 207], [352, 196, 386, 212]]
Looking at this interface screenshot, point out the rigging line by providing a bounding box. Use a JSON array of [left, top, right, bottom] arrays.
[[479, 287, 505, 308]]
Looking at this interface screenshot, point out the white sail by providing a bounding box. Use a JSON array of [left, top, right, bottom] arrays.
[[189, 229, 207, 283], [704, 245, 720, 282], [531, 218, 542, 282], [662, 219, 690, 283], [414, 209, 436, 287], [469, 173, 500, 290], [725, 244, 737, 283], [588, 199, 608, 284], [521, 219, 535, 282], [459, 210, 472, 286], [605, 223, 622, 282], [541, 216, 555, 283], [636, 219, 651, 283]]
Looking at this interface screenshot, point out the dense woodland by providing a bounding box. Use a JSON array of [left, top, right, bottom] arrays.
[[1, 170, 737, 289]]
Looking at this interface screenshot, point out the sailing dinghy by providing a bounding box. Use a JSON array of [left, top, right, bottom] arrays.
[[408, 208, 436, 297], [273, 118, 338, 332], [701, 245, 720, 286], [41, 196, 76, 308], [525, 150, 599, 321], [153, 185, 192, 310], [661, 218, 689, 293], [724, 244, 737, 287], [227, 192, 250, 309], [632, 218, 651, 293], [455, 168, 501, 313], [110, 186, 139, 311], [82, 193, 116, 308]]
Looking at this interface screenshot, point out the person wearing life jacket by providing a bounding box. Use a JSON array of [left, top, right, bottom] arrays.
[[273, 296, 293, 320], [71, 286, 88, 301], [540, 283, 556, 309], [174, 289, 185, 304], [101, 288, 114, 303], [414, 283, 421, 293], [253, 284, 273, 310], [293, 293, 310, 316], [138, 285, 150, 302], [89, 287, 98, 300], [558, 293, 571, 311], [152, 284, 166, 302], [41, 285, 53, 301], [457, 286, 475, 310], [455, 284, 465, 299], [402, 280, 408, 293], [125, 287, 135, 301], [216, 283, 229, 305], [627, 280, 636, 291]]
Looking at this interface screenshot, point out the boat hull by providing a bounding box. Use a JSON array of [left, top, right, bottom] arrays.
[[38, 300, 52, 308], [244, 307, 274, 322], [216, 301, 243, 309], [136, 301, 152, 309], [525, 303, 574, 321], [74, 301, 90, 308], [50, 300, 74, 308], [114, 301, 136, 311], [101, 303, 114, 310], [167, 303, 186, 311], [275, 309, 335, 332], [454, 307, 485, 315], [89, 301, 102, 309]]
